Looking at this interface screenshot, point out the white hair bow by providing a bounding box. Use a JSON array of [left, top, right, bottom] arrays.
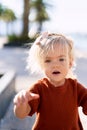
[[35, 32, 49, 45]]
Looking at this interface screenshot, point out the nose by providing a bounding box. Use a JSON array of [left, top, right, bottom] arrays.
[[53, 60, 60, 67]]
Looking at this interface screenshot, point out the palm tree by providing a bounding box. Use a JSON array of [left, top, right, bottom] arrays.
[[21, 0, 30, 37], [0, 7, 16, 35], [0, 4, 4, 15], [0, 4, 4, 35], [30, 0, 50, 33], [22, 0, 51, 38]]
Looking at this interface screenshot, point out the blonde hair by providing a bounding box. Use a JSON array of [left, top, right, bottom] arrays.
[[27, 32, 76, 79]]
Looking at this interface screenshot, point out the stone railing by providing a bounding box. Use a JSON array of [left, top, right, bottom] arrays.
[[0, 70, 16, 119]]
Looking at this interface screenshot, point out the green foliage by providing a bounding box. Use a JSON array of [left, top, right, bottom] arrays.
[[4, 35, 35, 48], [0, 4, 4, 15], [30, 0, 51, 32], [0, 4, 16, 21], [0, 0, 52, 39], [2, 8, 16, 22]]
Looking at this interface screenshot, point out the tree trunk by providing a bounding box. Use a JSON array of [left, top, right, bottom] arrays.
[[22, 0, 30, 37]]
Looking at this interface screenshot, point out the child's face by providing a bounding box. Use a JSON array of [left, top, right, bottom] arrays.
[[42, 43, 72, 86]]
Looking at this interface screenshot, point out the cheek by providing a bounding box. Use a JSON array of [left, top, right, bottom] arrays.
[[44, 65, 51, 72], [41, 63, 48, 71], [66, 57, 72, 67], [62, 61, 70, 71], [43, 65, 51, 74], [42, 62, 51, 69], [43, 68, 49, 77]]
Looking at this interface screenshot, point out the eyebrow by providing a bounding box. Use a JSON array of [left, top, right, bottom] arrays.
[[45, 55, 66, 59]]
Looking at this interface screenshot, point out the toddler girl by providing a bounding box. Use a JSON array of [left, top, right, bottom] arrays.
[[13, 32, 87, 130]]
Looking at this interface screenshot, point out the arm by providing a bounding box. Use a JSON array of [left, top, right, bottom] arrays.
[[13, 90, 39, 119], [77, 82, 87, 115]]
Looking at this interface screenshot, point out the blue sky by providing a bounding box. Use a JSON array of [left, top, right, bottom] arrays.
[[0, 0, 87, 33]]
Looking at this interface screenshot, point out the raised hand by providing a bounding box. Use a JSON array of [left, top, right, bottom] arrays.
[[13, 90, 40, 106], [13, 90, 40, 118]]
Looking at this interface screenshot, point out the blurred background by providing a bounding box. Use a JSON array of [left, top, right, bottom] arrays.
[[0, 0, 87, 49], [0, 0, 87, 129]]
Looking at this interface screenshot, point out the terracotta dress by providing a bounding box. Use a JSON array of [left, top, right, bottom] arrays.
[[28, 78, 87, 130]]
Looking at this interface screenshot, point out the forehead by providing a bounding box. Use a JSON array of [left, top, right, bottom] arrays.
[[43, 43, 69, 57]]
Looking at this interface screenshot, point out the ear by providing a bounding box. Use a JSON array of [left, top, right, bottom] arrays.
[[69, 59, 73, 68]]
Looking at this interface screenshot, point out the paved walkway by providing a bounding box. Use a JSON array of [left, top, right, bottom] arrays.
[[0, 100, 35, 130], [0, 47, 42, 130]]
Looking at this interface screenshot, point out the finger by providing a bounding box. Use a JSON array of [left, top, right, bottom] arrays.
[[13, 90, 28, 105], [29, 92, 40, 100], [13, 96, 20, 106]]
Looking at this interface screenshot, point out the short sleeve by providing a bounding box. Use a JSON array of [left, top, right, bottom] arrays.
[[77, 82, 87, 115], [27, 83, 41, 116], [29, 98, 40, 116]]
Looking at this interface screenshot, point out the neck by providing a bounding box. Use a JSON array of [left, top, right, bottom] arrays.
[[48, 78, 65, 87]]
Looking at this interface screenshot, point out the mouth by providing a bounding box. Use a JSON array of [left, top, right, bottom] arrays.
[[52, 71, 60, 74]]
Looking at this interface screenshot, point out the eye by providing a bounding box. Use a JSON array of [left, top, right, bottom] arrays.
[[45, 59, 51, 63], [59, 58, 65, 62]]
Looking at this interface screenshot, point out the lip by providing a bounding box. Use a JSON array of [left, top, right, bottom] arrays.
[[52, 71, 60, 74]]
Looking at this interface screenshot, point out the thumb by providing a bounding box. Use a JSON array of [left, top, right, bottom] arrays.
[[29, 92, 40, 100]]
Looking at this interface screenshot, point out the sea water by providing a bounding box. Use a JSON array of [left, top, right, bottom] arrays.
[[70, 33, 87, 52]]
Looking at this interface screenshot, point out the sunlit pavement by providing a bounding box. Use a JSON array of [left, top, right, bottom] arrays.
[[0, 101, 35, 130], [0, 47, 42, 130]]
